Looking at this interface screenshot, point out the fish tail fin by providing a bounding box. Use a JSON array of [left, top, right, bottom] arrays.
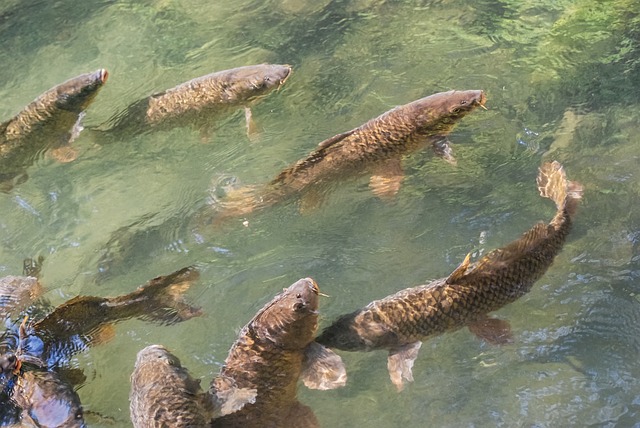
[[537, 161, 583, 220], [130, 266, 203, 325]]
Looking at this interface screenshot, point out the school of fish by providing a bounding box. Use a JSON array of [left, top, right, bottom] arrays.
[[0, 58, 585, 428]]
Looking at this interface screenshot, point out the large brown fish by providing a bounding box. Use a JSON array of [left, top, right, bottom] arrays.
[[215, 89, 486, 217], [130, 344, 257, 428], [10, 369, 85, 428], [316, 161, 583, 390], [106, 64, 292, 137], [130, 344, 214, 428], [0, 266, 202, 427], [211, 278, 346, 428], [0, 69, 108, 191]]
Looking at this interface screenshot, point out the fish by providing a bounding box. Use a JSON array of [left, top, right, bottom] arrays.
[[104, 64, 292, 138], [211, 278, 346, 428], [0, 266, 202, 426], [315, 161, 583, 390], [130, 344, 258, 428], [10, 369, 85, 428], [130, 344, 215, 428], [0, 258, 45, 321], [214, 89, 486, 217], [0, 69, 108, 191], [22, 266, 202, 366]]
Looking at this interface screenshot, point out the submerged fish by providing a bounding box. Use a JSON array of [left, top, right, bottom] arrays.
[[211, 278, 346, 428], [10, 369, 85, 428], [0, 266, 202, 425], [130, 345, 214, 428], [105, 64, 292, 138], [316, 161, 583, 390], [0, 69, 108, 191], [130, 344, 257, 428], [215, 89, 486, 217], [0, 258, 45, 321]]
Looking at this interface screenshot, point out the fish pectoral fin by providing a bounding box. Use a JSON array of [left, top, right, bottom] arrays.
[[211, 376, 257, 417], [244, 107, 261, 141], [431, 137, 457, 166], [298, 187, 327, 214], [387, 341, 422, 392], [49, 144, 79, 163], [369, 158, 404, 200], [467, 316, 513, 345], [301, 341, 347, 390]]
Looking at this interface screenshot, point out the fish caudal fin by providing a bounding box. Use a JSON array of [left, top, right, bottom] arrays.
[[537, 161, 583, 220], [133, 266, 203, 325], [301, 341, 347, 390]]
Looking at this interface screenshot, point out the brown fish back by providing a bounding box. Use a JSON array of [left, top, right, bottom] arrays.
[[317, 161, 582, 353]]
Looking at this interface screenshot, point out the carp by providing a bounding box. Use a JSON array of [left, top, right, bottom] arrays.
[[211, 278, 346, 428], [0, 266, 202, 425], [215, 89, 486, 217], [105, 64, 292, 138], [0, 69, 108, 191], [10, 369, 85, 428], [130, 344, 257, 428], [316, 161, 583, 390]]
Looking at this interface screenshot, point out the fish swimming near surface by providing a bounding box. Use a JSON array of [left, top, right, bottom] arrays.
[[103, 64, 292, 139], [0, 266, 202, 426], [0, 69, 108, 191], [213, 89, 486, 218], [130, 344, 257, 428], [315, 161, 583, 390], [211, 278, 346, 428], [10, 369, 85, 428]]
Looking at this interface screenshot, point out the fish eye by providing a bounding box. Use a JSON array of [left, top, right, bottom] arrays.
[[460, 100, 467, 105], [296, 293, 302, 298]]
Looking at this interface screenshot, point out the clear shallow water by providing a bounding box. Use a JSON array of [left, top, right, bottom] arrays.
[[1, 0, 639, 426]]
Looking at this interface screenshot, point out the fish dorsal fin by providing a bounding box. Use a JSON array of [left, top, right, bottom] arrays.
[[387, 341, 422, 391], [316, 129, 356, 151], [446, 252, 472, 284], [301, 341, 347, 390], [460, 222, 551, 278]]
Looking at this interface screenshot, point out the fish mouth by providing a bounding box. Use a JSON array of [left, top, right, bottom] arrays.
[[304, 277, 320, 295], [97, 69, 109, 84], [278, 65, 293, 88], [476, 91, 487, 110]]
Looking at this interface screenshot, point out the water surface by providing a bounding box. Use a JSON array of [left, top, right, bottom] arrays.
[[1, 0, 639, 426]]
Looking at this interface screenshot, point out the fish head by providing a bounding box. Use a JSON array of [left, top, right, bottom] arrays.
[[134, 344, 177, 367], [415, 89, 486, 132], [14, 370, 86, 428], [251, 278, 320, 350], [229, 64, 292, 102], [53, 69, 109, 113]]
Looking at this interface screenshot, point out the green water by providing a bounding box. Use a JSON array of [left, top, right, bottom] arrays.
[[1, 0, 639, 426]]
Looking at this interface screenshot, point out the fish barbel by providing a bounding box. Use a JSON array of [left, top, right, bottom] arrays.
[[316, 161, 583, 390]]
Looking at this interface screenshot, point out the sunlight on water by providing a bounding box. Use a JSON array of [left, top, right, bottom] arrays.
[[1, 0, 640, 426]]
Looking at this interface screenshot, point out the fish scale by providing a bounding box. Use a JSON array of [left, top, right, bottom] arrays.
[[316, 161, 583, 390]]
